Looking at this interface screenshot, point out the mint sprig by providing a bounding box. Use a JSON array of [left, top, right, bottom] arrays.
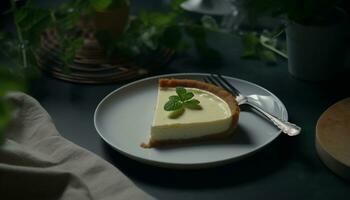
[[164, 87, 201, 111]]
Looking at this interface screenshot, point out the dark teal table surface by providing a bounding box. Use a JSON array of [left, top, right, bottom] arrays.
[[30, 39, 350, 200], [17, 0, 350, 199]]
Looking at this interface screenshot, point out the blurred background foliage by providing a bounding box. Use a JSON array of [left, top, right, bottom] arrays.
[[0, 66, 26, 142], [0, 0, 220, 140], [1, 0, 348, 140], [243, 0, 346, 25]]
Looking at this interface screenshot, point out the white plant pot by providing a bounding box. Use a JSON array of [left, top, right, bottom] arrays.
[[286, 19, 349, 81]]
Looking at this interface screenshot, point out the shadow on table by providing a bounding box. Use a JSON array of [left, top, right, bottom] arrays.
[[103, 134, 300, 189]]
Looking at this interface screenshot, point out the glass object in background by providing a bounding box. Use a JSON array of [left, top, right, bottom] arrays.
[[180, 0, 232, 16], [220, 0, 244, 32], [180, 0, 244, 32]]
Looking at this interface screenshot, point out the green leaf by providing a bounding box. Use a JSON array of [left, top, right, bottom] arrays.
[[260, 50, 277, 63], [90, 0, 113, 11], [171, 0, 186, 12], [13, 0, 51, 45], [186, 99, 200, 104], [139, 11, 176, 27], [140, 26, 158, 50], [241, 32, 285, 63], [176, 87, 187, 101], [0, 66, 26, 97], [0, 100, 11, 143], [0, 65, 27, 143], [53, 34, 84, 73], [163, 87, 201, 112], [184, 99, 202, 110], [201, 15, 219, 31], [182, 92, 194, 101], [242, 33, 260, 47], [241, 48, 257, 59], [168, 108, 185, 119], [169, 95, 181, 101], [14, 8, 28, 24], [164, 100, 183, 111]]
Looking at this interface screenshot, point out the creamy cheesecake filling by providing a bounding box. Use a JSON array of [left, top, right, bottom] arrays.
[[150, 87, 233, 141]]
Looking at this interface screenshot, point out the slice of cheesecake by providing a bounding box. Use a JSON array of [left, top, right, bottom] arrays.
[[141, 78, 240, 148]]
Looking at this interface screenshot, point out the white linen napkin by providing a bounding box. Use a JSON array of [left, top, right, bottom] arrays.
[[0, 92, 154, 200]]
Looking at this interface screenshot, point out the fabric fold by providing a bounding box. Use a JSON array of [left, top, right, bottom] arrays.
[[0, 92, 153, 200]]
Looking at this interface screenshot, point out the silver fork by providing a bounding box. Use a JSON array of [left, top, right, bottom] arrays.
[[204, 74, 301, 136]]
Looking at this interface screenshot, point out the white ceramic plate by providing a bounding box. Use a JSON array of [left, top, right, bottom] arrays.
[[94, 73, 288, 168]]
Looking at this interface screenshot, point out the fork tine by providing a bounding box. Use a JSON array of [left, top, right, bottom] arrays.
[[203, 74, 239, 97], [203, 76, 211, 84], [208, 74, 235, 94], [207, 75, 221, 86], [203, 77, 215, 86], [217, 74, 241, 96], [205, 75, 219, 85], [209, 74, 239, 96], [203, 76, 218, 88]]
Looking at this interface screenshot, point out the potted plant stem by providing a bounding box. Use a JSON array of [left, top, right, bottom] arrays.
[[244, 0, 350, 81]]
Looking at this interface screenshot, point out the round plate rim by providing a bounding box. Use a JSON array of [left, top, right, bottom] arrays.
[[94, 73, 288, 168]]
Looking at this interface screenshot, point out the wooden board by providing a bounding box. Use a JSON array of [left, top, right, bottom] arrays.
[[316, 97, 350, 180]]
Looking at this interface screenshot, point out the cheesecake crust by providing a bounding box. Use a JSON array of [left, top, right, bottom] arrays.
[[141, 78, 240, 148]]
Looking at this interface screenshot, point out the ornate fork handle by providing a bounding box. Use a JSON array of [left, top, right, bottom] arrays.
[[245, 102, 301, 136], [204, 74, 301, 136]]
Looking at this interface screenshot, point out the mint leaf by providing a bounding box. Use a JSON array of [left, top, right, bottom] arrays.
[[186, 99, 200, 105], [164, 87, 202, 115], [169, 95, 180, 101], [164, 86, 201, 114], [169, 108, 185, 119], [176, 87, 186, 94], [184, 99, 201, 110], [164, 100, 183, 111], [182, 92, 194, 101], [175, 87, 195, 101], [176, 87, 187, 100]]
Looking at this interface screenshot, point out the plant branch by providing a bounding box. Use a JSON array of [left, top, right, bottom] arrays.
[[10, 0, 28, 68], [50, 9, 57, 22], [260, 35, 288, 59]]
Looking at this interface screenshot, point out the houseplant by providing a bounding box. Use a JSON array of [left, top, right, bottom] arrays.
[[0, 0, 222, 136], [91, 0, 129, 37], [244, 0, 349, 81]]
